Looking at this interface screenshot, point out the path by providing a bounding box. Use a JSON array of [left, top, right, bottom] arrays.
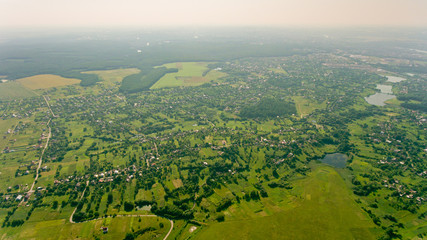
[[154, 142, 159, 157], [295, 100, 303, 118], [69, 180, 89, 223]]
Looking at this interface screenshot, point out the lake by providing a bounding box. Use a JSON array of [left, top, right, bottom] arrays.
[[320, 153, 348, 168]]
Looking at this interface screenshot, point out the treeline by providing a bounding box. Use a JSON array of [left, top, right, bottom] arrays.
[[61, 71, 101, 87], [119, 67, 178, 93], [151, 203, 194, 220], [398, 92, 427, 112], [240, 97, 296, 119], [400, 102, 427, 112]]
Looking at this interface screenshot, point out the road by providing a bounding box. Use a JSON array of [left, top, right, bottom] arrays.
[[43, 95, 57, 117], [20, 118, 51, 205]]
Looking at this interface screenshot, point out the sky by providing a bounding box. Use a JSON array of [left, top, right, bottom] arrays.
[[1, 0, 427, 28]]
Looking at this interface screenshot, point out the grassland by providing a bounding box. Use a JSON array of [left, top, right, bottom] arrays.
[[292, 96, 327, 118], [195, 165, 378, 240], [16, 74, 81, 90], [0, 214, 170, 240], [82, 68, 140, 88], [0, 82, 36, 100], [150, 62, 227, 89]]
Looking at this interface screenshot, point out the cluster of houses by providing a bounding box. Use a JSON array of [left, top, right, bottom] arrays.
[[382, 179, 424, 203]]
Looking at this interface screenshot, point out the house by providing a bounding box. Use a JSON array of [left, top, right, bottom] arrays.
[[16, 195, 23, 202], [102, 227, 108, 233]]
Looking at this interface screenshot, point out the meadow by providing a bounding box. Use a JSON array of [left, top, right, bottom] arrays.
[[150, 62, 227, 89], [195, 165, 378, 239], [82, 68, 140, 88], [16, 74, 81, 90], [0, 82, 36, 100]]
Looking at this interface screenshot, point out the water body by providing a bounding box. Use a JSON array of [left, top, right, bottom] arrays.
[[376, 84, 392, 94], [365, 84, 395, 106], [386, 76, 406, 83], [320, 153, 348, 168]]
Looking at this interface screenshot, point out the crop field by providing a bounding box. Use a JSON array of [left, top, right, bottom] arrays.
[[16, 74, 81, 90], [150, 62, 227, 89], [195, 165, 378, 239], [0, 82, 36, 100]]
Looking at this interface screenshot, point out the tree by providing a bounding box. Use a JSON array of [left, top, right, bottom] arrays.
[[124, 202, 134, 212], [107, 193, 113, 205], [52, 200, 58, 209]]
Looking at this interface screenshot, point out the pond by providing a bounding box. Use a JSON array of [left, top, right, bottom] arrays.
[[365, 84, 395, 106], [320, 153, 348, 168], [386, 76, 406, 83]]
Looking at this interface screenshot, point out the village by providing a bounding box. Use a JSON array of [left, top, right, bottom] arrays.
[[0, 54, 425, 239]]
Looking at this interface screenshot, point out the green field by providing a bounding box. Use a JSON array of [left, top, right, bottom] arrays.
[[292, 96, 326, 118], [82, 68, 140, 88], [0, 82, 36, 100], [150, 62, 226, 89], [195, 165, 378, 239], [0, 215, 170, 240]]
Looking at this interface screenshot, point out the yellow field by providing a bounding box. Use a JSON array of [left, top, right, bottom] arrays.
[[17, 74, 81, 90]]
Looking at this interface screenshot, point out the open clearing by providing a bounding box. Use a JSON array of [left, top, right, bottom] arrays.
[[17, 74, 81, 90], [195, 165, 378, 240], [82, 68, 140, 87], [0, 82, 36, 100], [0, 214, 171, 240], [293, 96, 326, 118], [150, 62, 227, 89]]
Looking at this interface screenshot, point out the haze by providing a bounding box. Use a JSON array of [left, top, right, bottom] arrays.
[[2, 0, 427, 28]]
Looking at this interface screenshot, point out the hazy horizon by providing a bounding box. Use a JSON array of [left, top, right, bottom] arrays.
[[2, 0, 427, 29]]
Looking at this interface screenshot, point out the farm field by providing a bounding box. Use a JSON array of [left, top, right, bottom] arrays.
[[150, 62, 226, 89], [16, 74, 81, 90]]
